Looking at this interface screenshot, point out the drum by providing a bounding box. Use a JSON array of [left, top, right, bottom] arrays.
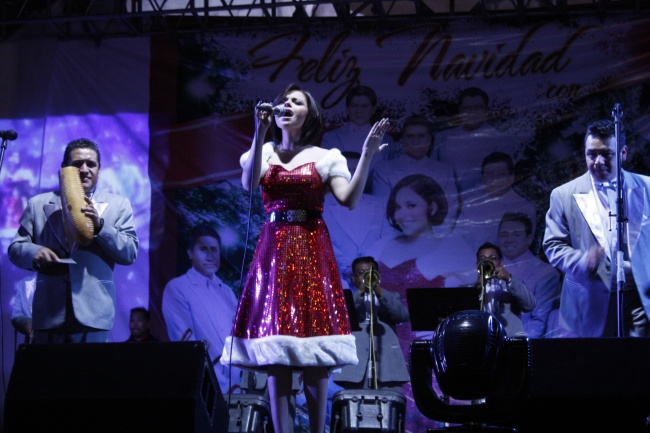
[[225, 393, 272, 433], [330, 389, 406, 433]]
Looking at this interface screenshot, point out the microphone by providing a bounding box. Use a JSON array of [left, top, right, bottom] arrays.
[[0, 130, 18, 141], [257, 104, 290, 117]]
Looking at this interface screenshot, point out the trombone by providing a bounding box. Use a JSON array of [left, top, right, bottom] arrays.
[[362, 269, 381, 291], [477, 260, 495, 311], [361, 268, 381, 390]]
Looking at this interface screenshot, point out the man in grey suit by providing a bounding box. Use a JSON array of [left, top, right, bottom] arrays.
[[476, 242, 536, 337], [333, 256, 410, 392], [8, 138, 139, 343], [543, 119, 650, 338]]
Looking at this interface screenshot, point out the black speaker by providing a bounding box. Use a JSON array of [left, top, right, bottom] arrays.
[[4, 341, 229, 433], [510, 338, 650, 433]]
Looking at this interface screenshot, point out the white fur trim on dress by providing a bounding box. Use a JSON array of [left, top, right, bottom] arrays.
[[316, 148, 351, 183], [240, 144, 352, 183], [221, 334, 358, 369]]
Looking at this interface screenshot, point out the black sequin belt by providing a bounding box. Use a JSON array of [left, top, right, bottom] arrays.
[[267, 210, 322, 223]]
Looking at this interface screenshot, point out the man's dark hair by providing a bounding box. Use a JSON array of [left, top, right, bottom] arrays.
[[345, 85, 378, 107], [499, 211, 533, 236], [481, 151, 514, 175], [130, 306, 150, 321], [188, 223, 221, 249], [477, 241, 503, 260], [62, 138, 101, 166], [399, 114, 433, 140], [271, 83, 324, 147], [352, 256, 379, 273], [459, 87, 489, 107], [585, 119, 621, 144]]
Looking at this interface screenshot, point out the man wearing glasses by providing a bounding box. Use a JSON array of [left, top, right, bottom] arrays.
[[475, 242, 536, 337]]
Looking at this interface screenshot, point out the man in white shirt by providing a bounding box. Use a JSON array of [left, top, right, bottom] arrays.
[[456, 151, 536, 252], [162, 223, 241, 394], [321, 85, 399, 163], [433, 87, 518, 196], [498, 211, 561, 338]]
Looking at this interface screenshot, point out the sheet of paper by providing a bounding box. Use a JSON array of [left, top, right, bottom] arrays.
[[56, 258, 76, 264]]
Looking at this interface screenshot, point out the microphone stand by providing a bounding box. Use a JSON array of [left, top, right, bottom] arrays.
[[612, 103, 627, 338], [0, 134, 9, 173], [0, 134, 9, 362]]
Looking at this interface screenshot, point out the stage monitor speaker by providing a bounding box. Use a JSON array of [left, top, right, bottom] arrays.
[[508, 337, 650, 433], [4, 341, 229, 433]]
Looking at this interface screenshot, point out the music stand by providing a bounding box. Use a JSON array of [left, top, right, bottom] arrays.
[[343, 289, 361, 331], [406, 287, 481, 331]]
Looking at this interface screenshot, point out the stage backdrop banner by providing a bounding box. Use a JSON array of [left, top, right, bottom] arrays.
[[149, 14, 650, 433]]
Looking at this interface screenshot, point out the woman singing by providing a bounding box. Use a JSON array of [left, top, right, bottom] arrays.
[[221, 83, 390, 433]]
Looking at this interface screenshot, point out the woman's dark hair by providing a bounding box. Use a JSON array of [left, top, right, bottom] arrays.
[[386, 174, 449, 231], [271, 83, 324, 147]]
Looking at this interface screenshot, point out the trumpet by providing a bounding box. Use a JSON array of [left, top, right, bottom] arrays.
[[362, 269, 381, 291]]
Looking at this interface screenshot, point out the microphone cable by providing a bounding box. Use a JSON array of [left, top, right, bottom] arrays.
[[226, 130, 266, 405]]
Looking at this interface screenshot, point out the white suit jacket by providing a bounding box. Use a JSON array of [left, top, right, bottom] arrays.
[[543, 171, 650, 337]]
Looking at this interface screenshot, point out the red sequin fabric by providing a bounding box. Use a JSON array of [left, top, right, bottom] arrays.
[[225, 162, 357, 369]]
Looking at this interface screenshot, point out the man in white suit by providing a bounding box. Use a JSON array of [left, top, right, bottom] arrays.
[[543, 119, 650, 337], [8, 138, 139, 343]]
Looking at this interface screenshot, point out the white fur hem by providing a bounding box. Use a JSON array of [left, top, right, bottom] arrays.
[[221, 334, 358, 368]]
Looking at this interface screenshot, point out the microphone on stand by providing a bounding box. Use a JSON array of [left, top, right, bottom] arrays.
[[0, 130, 18, 141]]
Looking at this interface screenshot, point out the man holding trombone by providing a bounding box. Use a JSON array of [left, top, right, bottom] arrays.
[[333, 256, 410, 391]]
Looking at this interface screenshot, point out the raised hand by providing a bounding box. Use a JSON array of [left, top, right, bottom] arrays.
[[363, 118, 390, 155]]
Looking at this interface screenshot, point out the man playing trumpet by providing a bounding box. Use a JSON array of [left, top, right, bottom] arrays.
[[8, 138, 139, 344], [475, 242, 535, 337]]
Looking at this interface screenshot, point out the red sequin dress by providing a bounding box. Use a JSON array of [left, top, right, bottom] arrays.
[[222, 144, 358, 370]]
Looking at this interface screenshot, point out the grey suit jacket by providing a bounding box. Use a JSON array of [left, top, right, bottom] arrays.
[[334, 288, 410, 386], [543, 171, 650, 337], [8, 190, 138, 331]]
